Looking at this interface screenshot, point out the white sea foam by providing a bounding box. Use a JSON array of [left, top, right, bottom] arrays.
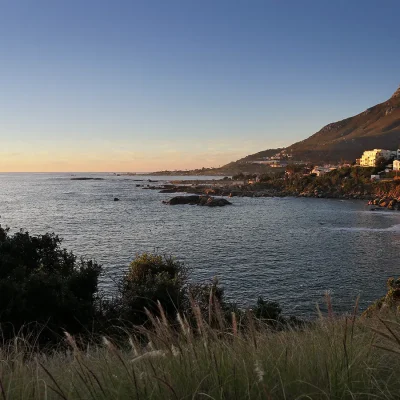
[[329, 224, 400, 233]]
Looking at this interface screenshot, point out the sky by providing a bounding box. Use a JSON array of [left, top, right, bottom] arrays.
[[0, 0, 399, 172]]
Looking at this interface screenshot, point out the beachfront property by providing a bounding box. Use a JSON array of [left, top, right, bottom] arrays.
[[359, 149, 397, 167]]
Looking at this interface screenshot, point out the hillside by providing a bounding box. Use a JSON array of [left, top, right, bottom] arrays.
[[150, 86, 400, 175], [234, 86, 400, 165]]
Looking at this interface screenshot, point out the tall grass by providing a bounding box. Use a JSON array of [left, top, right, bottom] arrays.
[[1, 306, 400, 399]]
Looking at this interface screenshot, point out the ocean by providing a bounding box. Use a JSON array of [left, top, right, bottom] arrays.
[[1, 172, 400, 316]]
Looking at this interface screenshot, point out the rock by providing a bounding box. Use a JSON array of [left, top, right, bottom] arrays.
[[204, 197, 232, 207], [114, 198, 120, 201], [388, 199, 397, 210], [71, 177, 104, 181], [199, 196, 209, 206], [163, 195, 232, 207], [164, 195, 200, 205], [159, 187, 180, 193]]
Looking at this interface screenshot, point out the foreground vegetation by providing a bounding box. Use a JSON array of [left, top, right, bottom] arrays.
[[2, 310, 400, 399], [2, 225, 400, 398], [0, 225, 294, 341]]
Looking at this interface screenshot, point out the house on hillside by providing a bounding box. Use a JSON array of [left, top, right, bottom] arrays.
[[311, 166, 336, 177], [359, 149, 395, 167]]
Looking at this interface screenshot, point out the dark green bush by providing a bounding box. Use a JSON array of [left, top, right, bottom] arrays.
[[0, 226, 101, 338], [0, 224, 289, 338], [116, 254, 188, 324], [253, 296, 282, 321], [112, 254, 238, 328]]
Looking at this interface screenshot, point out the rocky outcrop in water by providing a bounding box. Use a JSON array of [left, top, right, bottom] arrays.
[[159, 187, 181, 193], [368, 197, 400, 210], [70, 177, 104, 181], [163, 195, 232, 207]]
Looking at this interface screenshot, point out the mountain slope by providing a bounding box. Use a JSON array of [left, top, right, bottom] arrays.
[[287, 86, 400, 162], [242, 86, 400, 164]]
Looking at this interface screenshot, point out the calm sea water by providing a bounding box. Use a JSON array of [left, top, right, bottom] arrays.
[[1, 172, 400, 316]]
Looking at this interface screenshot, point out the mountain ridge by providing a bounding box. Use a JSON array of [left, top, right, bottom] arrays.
[[236, 86, 400, 164]]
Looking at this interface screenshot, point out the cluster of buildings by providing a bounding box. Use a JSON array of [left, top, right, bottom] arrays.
[[248, 147, 400, 181], [357, 149, 400, 171], [250, 149, 294, 168], [251, 160, 289, 168]]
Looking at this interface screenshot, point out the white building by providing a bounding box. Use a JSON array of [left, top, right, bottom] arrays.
[[394, 160, 400, 171], [311, 166, 335, 177], [359, 149, 394, 167]]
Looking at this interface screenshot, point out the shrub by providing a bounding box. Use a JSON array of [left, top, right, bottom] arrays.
[[117, 254, 188, 324], [363, 277, 400, 317], [0, 226, 101, 338], [253, 296, 282, 321], [0, 224, 288, 338], [113, 254, 238, 328]]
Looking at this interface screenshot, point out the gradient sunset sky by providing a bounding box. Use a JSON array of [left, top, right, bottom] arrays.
[[1, 0, 399, 172]]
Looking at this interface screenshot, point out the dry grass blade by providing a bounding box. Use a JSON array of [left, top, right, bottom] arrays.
[[351, 296, 359, 342], [378, 318, 400, 347], [81, 362, 106, 396], [372, 344, 400, 356], [156, 301, 169, 327], [370, 327, 398, 344], [152, 375, 179, 400], [232, 312, 238, 337], [130, 350, 166, 363], [64, 331, 79, 354], [189, 294, 204, 336], [0, 376, 6, 400], [325, 292, 333, 319], [39, 362, 68, 400]]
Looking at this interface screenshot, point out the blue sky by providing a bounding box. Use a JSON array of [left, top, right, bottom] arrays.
[[1, 0, 399, 171]]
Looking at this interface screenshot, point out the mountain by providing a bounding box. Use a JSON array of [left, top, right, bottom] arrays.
[[242, 86, 400, 164]]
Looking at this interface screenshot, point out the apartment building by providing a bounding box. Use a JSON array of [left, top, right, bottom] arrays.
[[359, 149, 395, 167]]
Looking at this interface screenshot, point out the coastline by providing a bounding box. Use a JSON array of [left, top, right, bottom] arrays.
[[152, 178, 400, 211]]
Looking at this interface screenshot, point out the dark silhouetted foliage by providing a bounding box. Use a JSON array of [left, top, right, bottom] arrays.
[[0, 224, 292, 340], [253, 296, 282, 321], [116, 254, 188, 325], [0, 226, 101, 338]]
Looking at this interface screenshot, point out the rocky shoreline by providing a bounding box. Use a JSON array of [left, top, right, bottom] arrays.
[[152, 181, 400, 212]]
